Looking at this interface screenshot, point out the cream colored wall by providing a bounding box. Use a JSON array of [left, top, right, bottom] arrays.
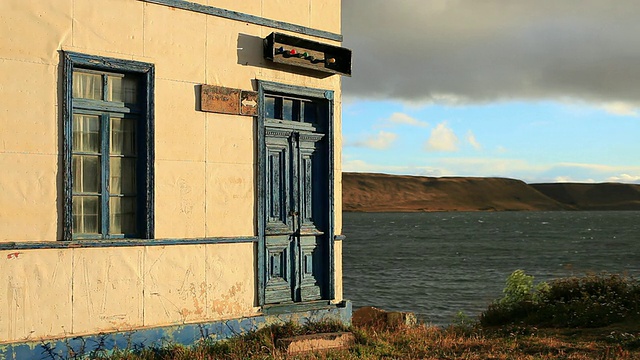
[[0, 243, 256, 343], [0, 0, 69, 242], [0, 0, 343, 343], [208, 0, 341, 34], [0, 0, 342, 241]]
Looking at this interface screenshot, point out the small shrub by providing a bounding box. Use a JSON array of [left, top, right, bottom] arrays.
[[481, 271, 640, 329], [501, 269, 536, 306]]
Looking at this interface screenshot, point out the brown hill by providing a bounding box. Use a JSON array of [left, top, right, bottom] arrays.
[[342, 172, 567, 212], [531, 182, 640, 210], [342, 172, 640, 212]]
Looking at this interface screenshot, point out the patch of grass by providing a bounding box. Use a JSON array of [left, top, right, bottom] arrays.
[[89, 319, 640, 360], [345, 323, 640, 360]]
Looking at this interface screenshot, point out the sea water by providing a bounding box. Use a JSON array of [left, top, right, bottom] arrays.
[[342, 211, 640, 326]]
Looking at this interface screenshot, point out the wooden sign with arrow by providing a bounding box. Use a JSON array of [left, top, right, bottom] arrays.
[[201, 85, 258, 116]]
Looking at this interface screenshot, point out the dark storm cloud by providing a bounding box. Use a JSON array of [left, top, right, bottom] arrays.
[[342, 0, 640, 104]]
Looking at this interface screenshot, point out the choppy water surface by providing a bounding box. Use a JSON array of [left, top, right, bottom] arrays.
[[342, 211, 640, 326]]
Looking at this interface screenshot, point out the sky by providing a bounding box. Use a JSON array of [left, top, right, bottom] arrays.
[[340, 0, 640, 184]]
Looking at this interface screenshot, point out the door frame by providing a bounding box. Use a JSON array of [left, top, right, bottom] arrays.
[[256, 80, 336, 307]]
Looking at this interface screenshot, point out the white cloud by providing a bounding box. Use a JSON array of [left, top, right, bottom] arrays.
[[606, 174, 640, 183], [553, 176, 596, 183], [342, 159, 375, 172], [466, 130, 482, 150], [601, 102, 639, 117], [342, 158, 444, 176], [425, 122, 459, 152], [343, 156, 546, 180], [434, 158, 544, 177], [553, 176, 573, 183], [554, 162, 630, 172], [349, 131, 398, 150], [342, 157, 640, 184], [386, 112, 428, 127], [538, 163, 640, 183]]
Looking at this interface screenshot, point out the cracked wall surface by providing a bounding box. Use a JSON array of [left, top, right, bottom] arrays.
[[0, 243, 257, 343]]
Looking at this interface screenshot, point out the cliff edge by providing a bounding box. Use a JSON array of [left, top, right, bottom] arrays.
[[342, 172, 640, 212]]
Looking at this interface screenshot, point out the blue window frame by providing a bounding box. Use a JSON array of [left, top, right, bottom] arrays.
[[62, 52, 154, 240]]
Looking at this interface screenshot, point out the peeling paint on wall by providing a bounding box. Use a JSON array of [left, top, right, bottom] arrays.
[[210, 282, 246, 316]]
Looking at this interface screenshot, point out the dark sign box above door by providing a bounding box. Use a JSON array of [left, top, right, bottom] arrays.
[[264, 32, 352, 77]]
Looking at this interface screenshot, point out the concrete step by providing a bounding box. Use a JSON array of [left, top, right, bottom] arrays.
[[277, 331, 355, 355]]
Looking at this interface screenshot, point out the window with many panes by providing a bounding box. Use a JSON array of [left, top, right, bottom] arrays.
[[63, 52, 154, 240], [264, 94, 328, 129]]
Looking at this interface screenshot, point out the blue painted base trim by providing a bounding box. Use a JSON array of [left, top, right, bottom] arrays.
[[0, 301, 351, 360], [0, 237, 258, 251], [264, 300, 335, 315]]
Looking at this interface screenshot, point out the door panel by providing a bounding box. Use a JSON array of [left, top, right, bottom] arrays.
[[298, 133, 324, 234], [265, 130, 292, 235], [265, 129, 295, 303], [296, 133, 325, 302], [265, 235, 294, 304], [264, 127, 328, 304], [299, 235, 323, 301]]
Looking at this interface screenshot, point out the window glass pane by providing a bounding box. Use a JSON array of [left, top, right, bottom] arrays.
[[301, 101, 317, 124], [110, 197, 136, 234], [73, 115, 100, 153], [265, 96, 276, 118], [72, 155, 101, 193], [108, 75, 138, 103], [73, 196, 100, 234], [110, 157, 136, 194], [73, 72, 102, 100], [110, 118, 136, 156], [282, 98, 294, 121]]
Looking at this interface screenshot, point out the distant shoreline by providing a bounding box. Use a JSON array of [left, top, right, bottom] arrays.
[[342, 172, 640, 213]]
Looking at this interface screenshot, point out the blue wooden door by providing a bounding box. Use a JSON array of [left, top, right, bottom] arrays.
[[264, 127, 328, 304]]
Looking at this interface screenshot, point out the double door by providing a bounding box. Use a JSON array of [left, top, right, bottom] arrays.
[[263, 127, 329, 304]]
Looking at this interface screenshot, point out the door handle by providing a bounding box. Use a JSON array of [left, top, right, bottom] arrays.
[[289, 211, 299, 236]]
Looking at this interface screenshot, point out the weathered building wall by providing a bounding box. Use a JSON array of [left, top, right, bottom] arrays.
[[0, 0, 343, 345], [0, 244, 256, 342], [0, 0, 343, 241]]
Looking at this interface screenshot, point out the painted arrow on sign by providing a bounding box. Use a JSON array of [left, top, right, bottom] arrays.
[[240, 90, 258, 116], [241, 99, 257, 107]]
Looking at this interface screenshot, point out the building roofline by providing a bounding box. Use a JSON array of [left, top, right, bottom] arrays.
[[140, 0, 343, 42]]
